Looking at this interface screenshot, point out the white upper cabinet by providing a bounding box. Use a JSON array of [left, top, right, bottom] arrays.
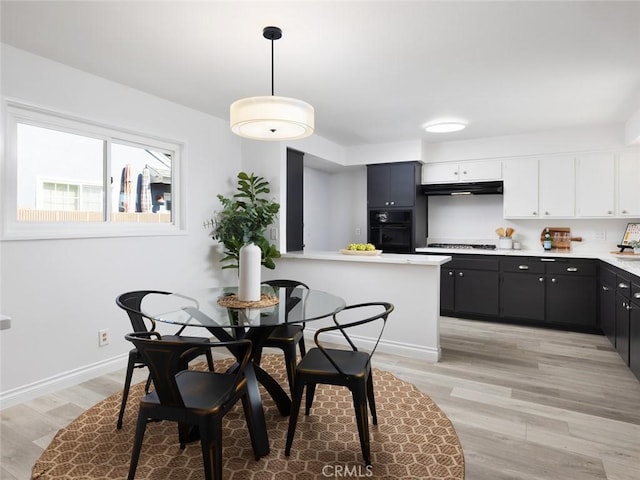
[[503, 156, 575, 219], [619, 149, 640, 216], [503, 158, 539, 218], [539, 156, 575, 218], [423, 160, 502, 183], [576, 153, 615, 217]]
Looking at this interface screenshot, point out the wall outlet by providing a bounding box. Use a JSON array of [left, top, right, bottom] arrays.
[[593, 231, 607, 241], [270, 228, 278, 240], [355, 227, 361, 236], [98, 328, 109, 346]]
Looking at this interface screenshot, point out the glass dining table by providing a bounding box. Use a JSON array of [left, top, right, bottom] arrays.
[[140, 285, 346, 457]]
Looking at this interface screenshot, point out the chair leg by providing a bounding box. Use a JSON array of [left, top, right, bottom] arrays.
[[127, 409, 149, 480], [366, 371, 377, 425], [352, 383, 372, 466], [143, 373, 152, 394], [304, 383, 317, 415], [199, 418, 222, 480], [298, 335, 306, 357], [282, 344, 298, 395], [117, 356, 137, 429], [205, 349, 215, 372], [253, 345, 263, 366], [285, 377, 305, 456]]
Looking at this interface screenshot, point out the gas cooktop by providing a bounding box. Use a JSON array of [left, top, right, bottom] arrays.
[[427, 243, 497, 250]]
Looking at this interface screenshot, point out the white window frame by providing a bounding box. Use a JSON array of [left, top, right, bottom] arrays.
[[2, 100, 186, 240]]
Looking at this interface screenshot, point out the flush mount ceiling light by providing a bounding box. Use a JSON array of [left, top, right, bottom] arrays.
[[424, 122, 467, 133], [230, 26, 314, 141]]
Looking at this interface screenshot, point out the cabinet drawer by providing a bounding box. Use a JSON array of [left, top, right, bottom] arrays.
[[501, 258, 545, 274], [447, 256, 499, 271], [546, 259, 596, 276]]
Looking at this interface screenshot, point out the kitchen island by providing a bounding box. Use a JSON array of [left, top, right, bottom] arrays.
[[265, 251, 451, 363]]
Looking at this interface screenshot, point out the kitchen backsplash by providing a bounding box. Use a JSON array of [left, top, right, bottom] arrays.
[[427, 195, 637, 253]]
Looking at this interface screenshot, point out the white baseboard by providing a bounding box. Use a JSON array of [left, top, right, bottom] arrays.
[[0, 353, 129, 410]]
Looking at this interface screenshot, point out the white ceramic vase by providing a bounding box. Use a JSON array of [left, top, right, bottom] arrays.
[[238, 242, 261, 301]]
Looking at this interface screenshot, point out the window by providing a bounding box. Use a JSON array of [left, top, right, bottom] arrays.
[[3, 102, 184, 239]]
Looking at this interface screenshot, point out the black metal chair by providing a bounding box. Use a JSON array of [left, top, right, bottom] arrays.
[[284, 302, 394, 466], [115, 290, 214, 429], [257, 279, 309, 393], [125, 332, 259, 480]]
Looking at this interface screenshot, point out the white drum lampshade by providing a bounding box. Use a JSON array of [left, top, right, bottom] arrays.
[[230, 26, 314, 142], [230, 95, 314, 141]]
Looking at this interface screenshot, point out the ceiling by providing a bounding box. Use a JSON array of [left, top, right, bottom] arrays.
[[1, 1, 639, 147]]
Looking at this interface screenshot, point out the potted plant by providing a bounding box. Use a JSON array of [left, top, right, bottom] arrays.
[[208, 172, 281, 299], [631, 240, 640, 254]]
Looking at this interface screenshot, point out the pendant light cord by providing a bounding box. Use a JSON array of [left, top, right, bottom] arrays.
[[270, 37, 275, 96]]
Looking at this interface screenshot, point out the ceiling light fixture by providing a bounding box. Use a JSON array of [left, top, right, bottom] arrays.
[[424, 122, 467, 133], [230, 26, 314, 141]]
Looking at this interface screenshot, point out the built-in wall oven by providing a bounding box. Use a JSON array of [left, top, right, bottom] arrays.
[[368, 210, 414, 253]]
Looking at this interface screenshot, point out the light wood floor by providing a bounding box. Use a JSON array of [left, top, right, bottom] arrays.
[[2, 318, 639, 480]]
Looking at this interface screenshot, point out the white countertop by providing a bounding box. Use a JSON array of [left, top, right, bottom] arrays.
[[281, 250, 452, 266], [415, 246, 640, 276]]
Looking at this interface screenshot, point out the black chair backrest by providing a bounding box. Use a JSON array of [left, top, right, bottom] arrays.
[[116, 290, 170, 332], [125, 332, 252, 408], [262, 279, 309, 295], [314, 302, 394, 374], [262, 280, 310, 320]]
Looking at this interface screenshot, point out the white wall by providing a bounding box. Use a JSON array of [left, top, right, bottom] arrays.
[[0, 45, 242, 405], [302, 165, 367, 252], [422, 124, 626, 164]]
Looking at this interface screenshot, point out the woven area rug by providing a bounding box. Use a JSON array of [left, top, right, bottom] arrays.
[[32, 355, 464, 479]]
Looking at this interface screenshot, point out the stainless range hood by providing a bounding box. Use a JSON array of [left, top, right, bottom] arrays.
[[421, 180, 503, 196]]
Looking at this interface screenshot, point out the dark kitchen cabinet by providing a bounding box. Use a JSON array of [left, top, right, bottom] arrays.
[[546, 259, 597, 327], [615, 272, 631, 365], [498, 257, 597, 328], [440, 255, 500, 317], [367, 161, 420, 208], [366, 161, 427, 252], [599, 265, 617, 347], [629, 281, 640, 380], [500, 258, 546, 321]]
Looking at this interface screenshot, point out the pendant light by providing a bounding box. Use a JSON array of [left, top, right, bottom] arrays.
[[230, 26, 314, 141]]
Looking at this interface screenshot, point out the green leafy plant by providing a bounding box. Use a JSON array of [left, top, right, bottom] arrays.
[[208, 172, 281, 269]]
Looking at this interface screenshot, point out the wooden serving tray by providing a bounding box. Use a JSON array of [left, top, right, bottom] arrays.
[[540, 227, 582, 250], [340, 249, 382, 256]]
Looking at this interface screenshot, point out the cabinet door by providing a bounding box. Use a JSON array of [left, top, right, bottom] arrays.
[[461, 160, 502, 182], [455, 269, 500, 316], [546, 274, 597, 327], [367, 164, 390, 208], [539, 156, 575, 218], [501, 272, 545, 321], [423, 163, 460, 183], [387, 162, 416, 207], [599, 276, 616, 347], [503, 158, 539, 218], [576, 153, 615, 217], [616, 292, 630, 364], [630, 296, 640, 380], [440, 267, 455, 313], [619, 150, 640, 216]]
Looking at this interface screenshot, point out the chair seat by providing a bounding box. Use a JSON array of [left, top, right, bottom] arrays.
[[296, 348, 371, 379], [162, 334, 211, 343], [140, 371, 246, 414], [266, 324, 303, 343]]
